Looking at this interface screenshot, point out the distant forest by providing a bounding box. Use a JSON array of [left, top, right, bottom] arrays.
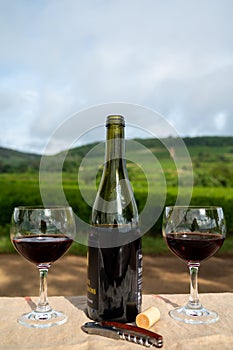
[[0, 136, 232, 175]]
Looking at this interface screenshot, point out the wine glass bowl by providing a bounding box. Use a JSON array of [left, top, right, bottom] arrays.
[[10, 206, 76, 328], [163, 206, 226, 324]]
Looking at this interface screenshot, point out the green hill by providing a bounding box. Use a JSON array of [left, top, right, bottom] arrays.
[[0, 136, 232, 185], [0, 147, 40, 173], [0, 136, 232, 191]]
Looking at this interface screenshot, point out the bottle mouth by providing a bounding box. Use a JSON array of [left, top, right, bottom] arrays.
[[106, 115, 125, 127]]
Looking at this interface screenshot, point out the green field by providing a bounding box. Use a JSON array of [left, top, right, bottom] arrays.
[[0, 136, 233, 255]]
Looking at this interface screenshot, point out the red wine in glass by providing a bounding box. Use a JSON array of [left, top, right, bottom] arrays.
[[12, 235, 73, 266], [163, 206, 226, 325], [165, 232, 225, 263], [10, 206, 76, 328]]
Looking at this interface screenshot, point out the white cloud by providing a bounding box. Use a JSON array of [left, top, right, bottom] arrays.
[[0, 0, 233, 153], [214, 112, 227, 131]]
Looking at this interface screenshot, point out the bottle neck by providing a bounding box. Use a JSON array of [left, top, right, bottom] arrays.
[[105, 123, 125, 163]]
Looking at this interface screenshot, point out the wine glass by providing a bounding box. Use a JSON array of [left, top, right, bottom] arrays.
[[162, 206, 226, 324], [10, 206, 76, 328]]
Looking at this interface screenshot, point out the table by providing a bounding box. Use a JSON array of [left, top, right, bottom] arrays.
[[1, 294, 232, 349]]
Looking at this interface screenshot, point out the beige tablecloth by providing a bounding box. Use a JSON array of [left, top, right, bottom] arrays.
[[0, 294, 232, 350]]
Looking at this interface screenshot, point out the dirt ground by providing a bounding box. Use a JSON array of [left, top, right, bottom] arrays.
[[0, 254, 232, 297]]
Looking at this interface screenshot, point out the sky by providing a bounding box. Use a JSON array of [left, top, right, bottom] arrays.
[[0, 0, 233, 155]]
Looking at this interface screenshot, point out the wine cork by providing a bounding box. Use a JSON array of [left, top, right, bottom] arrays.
[[136, 306, 160, 329]]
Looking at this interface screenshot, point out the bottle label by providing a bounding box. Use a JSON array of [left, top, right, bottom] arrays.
[[87, 232, 99, 310], [136, 248, 143, 311]]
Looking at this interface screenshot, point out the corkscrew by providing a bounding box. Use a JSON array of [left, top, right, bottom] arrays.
[[81, 321, 163, 348]]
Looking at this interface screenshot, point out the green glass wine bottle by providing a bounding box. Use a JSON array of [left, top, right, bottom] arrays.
[[87, 115, 142, 322]]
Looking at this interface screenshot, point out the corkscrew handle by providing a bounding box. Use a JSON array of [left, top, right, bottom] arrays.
[[81, 321, 163, 348]]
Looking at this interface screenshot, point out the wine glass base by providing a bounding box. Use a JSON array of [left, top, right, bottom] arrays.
[[18, 309, 68, 328], [169, 305, 219, 324]]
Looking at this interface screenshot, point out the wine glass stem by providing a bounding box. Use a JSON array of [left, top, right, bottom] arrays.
[[188, 263, 201, 309], [36, 268, 51, 313]]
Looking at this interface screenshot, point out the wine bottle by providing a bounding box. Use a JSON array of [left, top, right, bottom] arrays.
[[87, 115, 142, 322]]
